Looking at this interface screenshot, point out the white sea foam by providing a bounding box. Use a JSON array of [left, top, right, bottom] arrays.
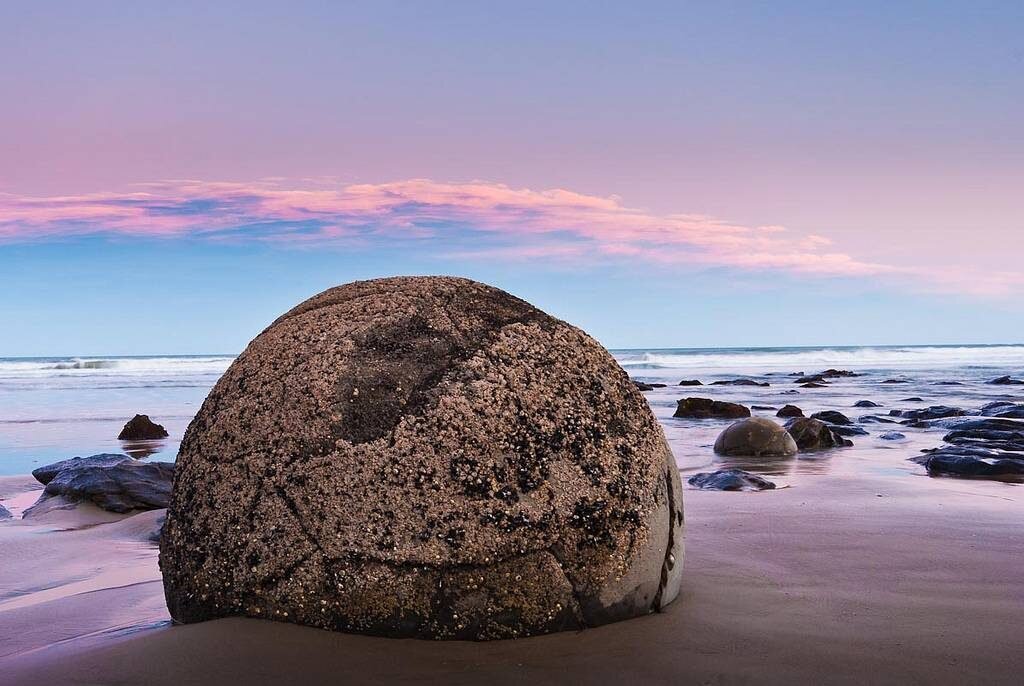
[[0, 356, 235, 378], [613, 345, 1024, 375]]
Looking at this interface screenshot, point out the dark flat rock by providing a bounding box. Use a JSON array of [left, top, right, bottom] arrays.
[[674, 398, 750, 420], [892, 406, 972, 422], [26, 460, 175, 515], [829, 425, 869, 437], [988, 376, 1024, 385], [859, 415, 898, 424], [687, 469, 776, 491], [710, 379, 769, 387], [911, 450, 1024, 478], [678, 379, 703, 386], [32, 453, 133, 485], [879, 432, 906, 441], [810, 410, 853, 426], [854, 400, 881, 408]]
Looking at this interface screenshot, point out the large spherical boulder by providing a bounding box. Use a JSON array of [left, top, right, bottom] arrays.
[[160, 277, 683, 640], [713, 417, 798, 457]]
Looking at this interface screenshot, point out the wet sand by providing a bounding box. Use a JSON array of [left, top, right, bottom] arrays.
[[2, 471, 1021, 685]]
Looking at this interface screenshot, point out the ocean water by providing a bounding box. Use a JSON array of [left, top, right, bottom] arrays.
[[1, 346, 1022, 483]]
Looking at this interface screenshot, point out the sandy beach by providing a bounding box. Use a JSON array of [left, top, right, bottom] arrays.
[[2, 469, 1021, 685]]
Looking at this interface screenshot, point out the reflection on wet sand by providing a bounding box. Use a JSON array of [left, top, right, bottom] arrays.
[[120, 440, 166, 459], [711, 452, 836, 476]]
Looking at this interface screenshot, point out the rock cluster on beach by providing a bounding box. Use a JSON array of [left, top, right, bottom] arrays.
[[117, 414, 169, 440], [26, 453, 175, 516], [160, 276, 684, 640], [911, 412, 1024, 478]]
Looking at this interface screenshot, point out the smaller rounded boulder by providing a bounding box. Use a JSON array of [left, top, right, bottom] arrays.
[[713, 417, 798, 457]]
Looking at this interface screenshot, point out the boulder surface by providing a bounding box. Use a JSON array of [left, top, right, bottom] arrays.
[[713, 418, 798, 457], [160, 276, 683, 640]]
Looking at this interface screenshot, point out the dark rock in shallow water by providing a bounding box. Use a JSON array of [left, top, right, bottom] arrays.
[[678, 379, 703, 386], [993, 407, 1024, 419], [980, 401, 1018, 416], [912, 449, 1024, 478], [776, 404, 803, 418], [674, 397, 750, 419], [900, 397, 924, 402], [160, 277, 684, 640], [632, 381, 667, 391], [710, 379, 769, 387], [879, 432, 906, 441], [910, 417, 1023, 431], [32, 453, 132, 485], [988, 375, 1024, 385], [782, 389, 800, 395], [942, 428, 1024, 453], [713, 418, 798, 457], [800, 382, 827, 388], [751, 405, 777, 411], [854, 400, 881, 408], [829, 425, 869, 437], [881, 379, 910, 384], [0, 503, 10, 520], [810, 410, 853, 425], [117, 414, 169, 440], [859, 415, 898, 424], [892, 406, 970, 421], [26, 459, 174, 515], [688, 469, 776, 491], [785, 418, 852, 451], [820, 369, 859, 378], [932, 381, 964, 386]]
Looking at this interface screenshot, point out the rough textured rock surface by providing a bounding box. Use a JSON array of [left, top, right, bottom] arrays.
[[26, 456, 174, 515], [32, 453, 133, 485], [776, 404, 803, 418], [160, 277, 683, 640], [118, 414, 169, 440], [673, 398, 750, 419], [785, 418, 853, 451], [0, 503, 10, 520], [713, 418, 798, 457], [687, 469, 775, 491]]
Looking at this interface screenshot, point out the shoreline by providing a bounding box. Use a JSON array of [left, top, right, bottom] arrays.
[[2, 471, 1021, 684]]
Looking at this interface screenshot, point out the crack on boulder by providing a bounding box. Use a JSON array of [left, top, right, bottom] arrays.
[[547, 544, 588, 627], [650, 466, 677, 612]]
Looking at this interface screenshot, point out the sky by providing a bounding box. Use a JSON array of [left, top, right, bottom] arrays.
[[1, 1, 1021, 355]]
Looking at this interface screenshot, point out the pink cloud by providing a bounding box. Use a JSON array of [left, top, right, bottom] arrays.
[[0, 178, 1012, 296]]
